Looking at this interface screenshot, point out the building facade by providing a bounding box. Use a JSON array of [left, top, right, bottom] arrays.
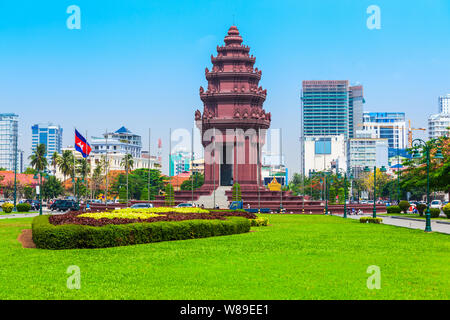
[[428, 113, 450, 139], [31, 123, 63, 161], [0, 113, 19, 171], [361, 112, 407, 151], [438, 94, 450, 114], [169, 151, 191, 176], [303, 135, 347, 175], [347, 138, 389, 177], [91, 127, 142, 158]]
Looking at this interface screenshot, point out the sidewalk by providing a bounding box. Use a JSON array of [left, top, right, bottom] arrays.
[[347, 214, 450, 234], [0, 209, 60, 220]]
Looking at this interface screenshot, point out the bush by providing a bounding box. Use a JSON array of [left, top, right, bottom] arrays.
[[416, 204, 427, 216], [250, 217, 269, 227], [16, 203, 31, 212], [32, 215, 251, 249], [428, 208, 441, 218], [443, 203, 450, 219], [1, 203, 14, 213], [398, 201, 410, 213], [359, 217, 383, 224], [386, 205, 401, 214]]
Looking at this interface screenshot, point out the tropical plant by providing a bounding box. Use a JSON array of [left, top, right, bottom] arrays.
[[28, 144, 48, 173], [42, 176, 64, 200], [120, 154, 134, 205], [57, 150, 74, 185], [50, 152, 60, 175], [180, 172, 204, 190]]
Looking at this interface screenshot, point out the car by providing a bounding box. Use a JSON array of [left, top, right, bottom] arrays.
[[50, 199, 80, 212], [130, 203, 154, 209], [430, 200, 442, 209], [176, 203, 194, 208]]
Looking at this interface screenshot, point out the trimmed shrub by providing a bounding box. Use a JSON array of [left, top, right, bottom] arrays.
[[1, 203, 14, 213], [386, 205, 401, 214], [360, 217, 383, 224], [250, 217, 269, 227], [416, 203, 427, 216], [429, 208, 441, 218], [16, 203, 32, 212], [398, 201, 410, 213], [443, 203, 450, 219], [32, 215, 251, 249]]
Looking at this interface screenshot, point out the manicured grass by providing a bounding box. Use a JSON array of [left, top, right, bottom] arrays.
[[0, 215, 449, 299]]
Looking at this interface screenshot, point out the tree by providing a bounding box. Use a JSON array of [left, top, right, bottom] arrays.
[[232, 183, 242, 201], [29, 144, 47, 173], [359, 169, 391, 200], [76, 158, 91, 181], [23, 167, 37, 175], [42, 176, 64, 200], [91, 163, 104, 199], [50, 152, 60, 175], [180, 173, 204, 191], [120, 154, 134, 205], [57, 150, 74, 185], [165, 183, 175, 206]]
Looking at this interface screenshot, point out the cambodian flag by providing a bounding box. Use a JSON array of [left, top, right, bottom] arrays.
[[75, 129, 91, 158]]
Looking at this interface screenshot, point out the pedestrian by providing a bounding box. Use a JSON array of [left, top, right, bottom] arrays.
[[201, 204, 205, 209]]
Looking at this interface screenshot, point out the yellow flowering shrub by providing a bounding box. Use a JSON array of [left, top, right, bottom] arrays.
[[77, 211, 164, 220], [111, 207, 210, 214]]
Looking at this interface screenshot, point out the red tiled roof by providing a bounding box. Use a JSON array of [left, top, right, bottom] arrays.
[[0, 171, 40, 186]]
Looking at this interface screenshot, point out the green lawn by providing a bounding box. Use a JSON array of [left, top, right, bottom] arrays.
[[0, 215, 449, 300]]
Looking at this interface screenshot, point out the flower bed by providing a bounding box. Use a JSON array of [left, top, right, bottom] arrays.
[[32, 207, 256, 249]]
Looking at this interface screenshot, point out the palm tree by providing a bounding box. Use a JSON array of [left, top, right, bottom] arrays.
[[76, 158, 91, 181], [120, 154, 134, 206], [57, 150, 74, 188], [50, 152, 60, 176], [29, 144, 48, 172]]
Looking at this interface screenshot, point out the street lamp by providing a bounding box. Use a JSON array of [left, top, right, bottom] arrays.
[[411, 138, 443, 232], [363, 165, 387, 218], [337, 170, 354, 218], [309, 170, 332, 215]]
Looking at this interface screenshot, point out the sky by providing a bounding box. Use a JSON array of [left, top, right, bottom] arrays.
[[1, 0, 449, 176]]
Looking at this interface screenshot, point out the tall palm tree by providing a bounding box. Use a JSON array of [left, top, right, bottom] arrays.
[[76, 158, 91, 181], [120, 154, 134, 205], [50, 152, 60, 176], [57, 150, 74, 188], [29, 144, 48, 172]]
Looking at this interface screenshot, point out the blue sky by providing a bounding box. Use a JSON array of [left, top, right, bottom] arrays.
[[1, 0, 449, 175]]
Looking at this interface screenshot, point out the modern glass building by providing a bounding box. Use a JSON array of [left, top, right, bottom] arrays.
[[31, 123, 63, 161], [169, 151, 191, 176], [300, 81, 363, 175], [0, 113, 19, 171], [361, 112, 407, 151], [347, 138, 389, 178]]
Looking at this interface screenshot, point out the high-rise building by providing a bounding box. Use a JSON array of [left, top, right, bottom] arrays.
[[347, 138, 389, 178], [91, 126, 142, 158], [361, 112, 407, 156], [31, 123, 63, 161], [169, 151, 191, 176], [428, 113, 450, 139], [438, 94, 450, 114], [300, 81, 363, 175], [0, 113, 19, 171], [303, 135, 347, 174]]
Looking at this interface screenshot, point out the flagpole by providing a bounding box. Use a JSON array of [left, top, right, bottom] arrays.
[[148, 128, 151, 205], [85, 129, 89, 211], [73, 128, 76, 200], [105, 129, 109, 209]]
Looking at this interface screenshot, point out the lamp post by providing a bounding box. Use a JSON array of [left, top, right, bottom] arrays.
[[33, 171, 43, 215], [397, 148, 401, 204], [337, 170, 353, 218], [411, 138, 443, 232], [309, 170, 331, 215], [364, 165, 387, 218]]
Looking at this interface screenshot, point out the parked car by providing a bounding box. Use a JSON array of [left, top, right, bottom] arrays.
[[130, 203, 154, 209], [50, 199, 80, 212], [430, 200, 442, 209], [176, 203, 194, 208]]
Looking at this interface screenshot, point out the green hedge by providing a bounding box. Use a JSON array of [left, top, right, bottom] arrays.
[[32, 215, 251, 250], [386, 205, 401, 213], [250, 217, 269, 226], [398, 201, 410, 213], [429, 208, 441, 218], [360, 217, 383, 224], [17, 203, 31, 212]]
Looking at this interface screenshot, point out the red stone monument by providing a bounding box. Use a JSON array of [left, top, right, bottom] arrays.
[[195, 26, 271, 190]]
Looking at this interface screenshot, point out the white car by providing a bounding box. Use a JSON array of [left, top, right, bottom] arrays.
[[430, 200, 442, 209]]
